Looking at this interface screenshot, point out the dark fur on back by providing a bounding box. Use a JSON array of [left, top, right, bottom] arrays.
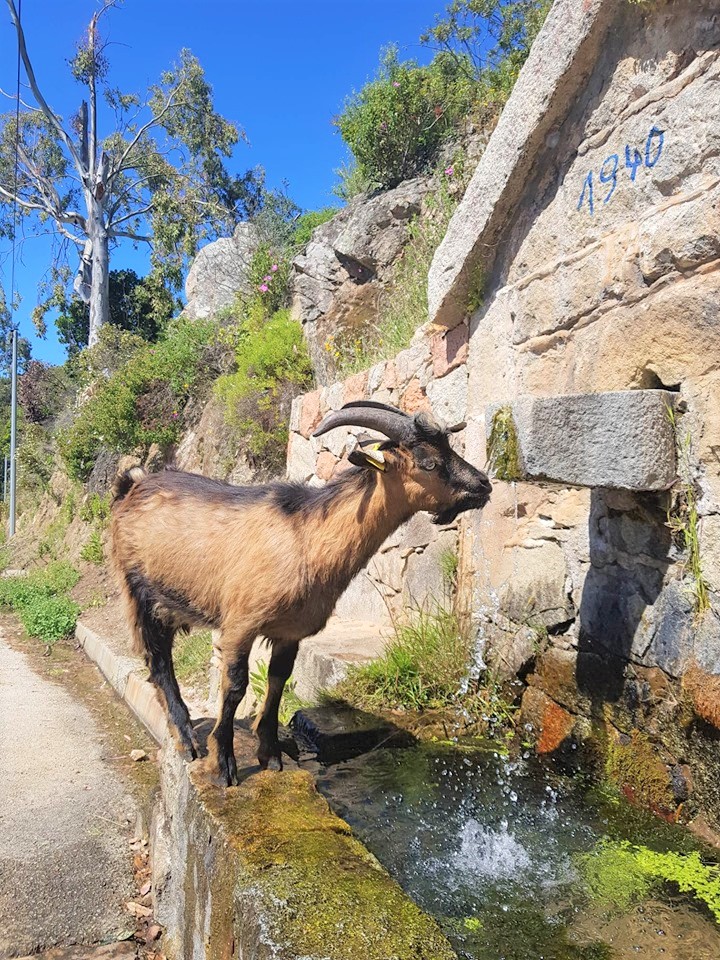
[[122, 465, 375, 520]]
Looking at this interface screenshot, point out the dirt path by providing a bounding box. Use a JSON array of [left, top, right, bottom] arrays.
[[0, 626, 157, 959]]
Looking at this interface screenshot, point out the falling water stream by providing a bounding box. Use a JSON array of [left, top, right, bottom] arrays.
[[314, 743, 720, 960]]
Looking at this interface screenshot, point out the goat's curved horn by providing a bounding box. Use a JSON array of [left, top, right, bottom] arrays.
[[312, 401, 416, 442]]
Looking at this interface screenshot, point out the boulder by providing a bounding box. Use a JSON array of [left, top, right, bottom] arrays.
[[184, 222, 257, 320]]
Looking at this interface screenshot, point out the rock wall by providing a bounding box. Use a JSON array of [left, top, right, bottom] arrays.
[[432, 0, 720, 817], [287, 0, 720, 824]]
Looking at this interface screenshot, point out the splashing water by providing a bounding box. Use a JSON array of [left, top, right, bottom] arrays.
[[317, 744, 720, 960], [453, 818, 531, 879]]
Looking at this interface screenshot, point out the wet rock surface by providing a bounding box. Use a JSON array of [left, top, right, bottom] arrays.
[[290, 705, 414, 764]]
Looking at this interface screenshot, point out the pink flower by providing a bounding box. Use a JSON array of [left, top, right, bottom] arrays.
[[393, 81, 400, 88], [259, 284, 269, 293], [270, 264, 279, 272], [263, 275, 272, 282], [445, 166, 454, 177]]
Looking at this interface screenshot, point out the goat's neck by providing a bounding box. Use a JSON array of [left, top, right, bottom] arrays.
[[307, 472, 414, 590]]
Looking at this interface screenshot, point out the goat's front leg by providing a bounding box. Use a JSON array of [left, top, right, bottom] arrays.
[[207, 630, 254, 786], [254, 641, 298, 771]]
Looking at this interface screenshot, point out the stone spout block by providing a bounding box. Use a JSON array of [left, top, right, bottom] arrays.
[[486, 390, 678, 490]]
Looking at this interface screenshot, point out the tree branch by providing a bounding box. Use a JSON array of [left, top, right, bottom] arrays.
[[0, 181, 51, 213], [107, 228, 152, 242], [5, 0, 86, 179], [110, 87, 183, 182], [108, 203, 153, 228]]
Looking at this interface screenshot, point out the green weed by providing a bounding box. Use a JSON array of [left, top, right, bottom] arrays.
[[666, 405, 710, 616], [80, 530, 104, 565], [173, 629, 213, 687], [249, 658, 308, 725]]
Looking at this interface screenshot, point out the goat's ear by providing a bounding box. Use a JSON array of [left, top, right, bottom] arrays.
[[348, 443, 387, 472]]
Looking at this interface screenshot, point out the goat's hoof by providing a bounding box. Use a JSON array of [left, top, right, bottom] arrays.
[[176, 727, 200, 762], [208, 753, 238, 787], [257, 744, 283, 772]]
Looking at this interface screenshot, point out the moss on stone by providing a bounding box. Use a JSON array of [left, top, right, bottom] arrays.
[[194, 767, 457, 959], [604, 730, 675, 815], [487, 406, 521, 482]]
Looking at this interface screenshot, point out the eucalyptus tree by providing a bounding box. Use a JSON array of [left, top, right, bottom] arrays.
[[0, 0, 261, 345]]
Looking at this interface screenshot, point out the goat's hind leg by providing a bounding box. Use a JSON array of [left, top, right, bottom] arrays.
[[255, 641, 298, 771], [142, 615, 198, 759], [207, 630, 254, 786]]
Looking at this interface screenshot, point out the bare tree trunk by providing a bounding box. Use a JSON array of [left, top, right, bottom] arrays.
[[88, 218, 109, 347]]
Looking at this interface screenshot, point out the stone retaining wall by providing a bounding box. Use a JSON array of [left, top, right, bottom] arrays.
[[286, 0, 720, 825]]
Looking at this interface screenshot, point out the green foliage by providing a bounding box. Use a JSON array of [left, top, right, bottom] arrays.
[[439, 548, 459, 589], [247, 245, 292, 315], [421, 1, 551, 97], [0, 561, 80, 646], [79, 492, 111, 526], [18, 361, 72, 424], [80, 530, 104, 565], [331, 178, 459, 376], [56, 269, 178, 358], [331, 158, 370, 201], [59, 314, 221, 480], [487, 406, 521, 482], [578, 839, 720, 922], [17, 422, 54, 494], [216, 308, 313, 473], [250, 658, 308, 725], [337, 603, 473, 711], [336, 47, 476, 189], [173, 629, 213, 686], [292, 207, 340, 249]]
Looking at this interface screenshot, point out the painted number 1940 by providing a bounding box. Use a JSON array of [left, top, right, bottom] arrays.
[[577, 125, 664, 216]]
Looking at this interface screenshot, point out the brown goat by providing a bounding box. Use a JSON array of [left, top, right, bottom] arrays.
[[110, 401, 491, 784]]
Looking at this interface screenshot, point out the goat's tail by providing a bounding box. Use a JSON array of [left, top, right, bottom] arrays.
[[111, 466, 146, 505]]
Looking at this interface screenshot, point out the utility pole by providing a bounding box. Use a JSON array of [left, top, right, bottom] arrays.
[[9, 328, 17, 536]]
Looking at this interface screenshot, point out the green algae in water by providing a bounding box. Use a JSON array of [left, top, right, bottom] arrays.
[[316, 745, 720, 960], [578, 839, 720, 921]]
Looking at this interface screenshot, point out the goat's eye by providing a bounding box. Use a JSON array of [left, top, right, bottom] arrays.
[[420, 459, 436, 472]]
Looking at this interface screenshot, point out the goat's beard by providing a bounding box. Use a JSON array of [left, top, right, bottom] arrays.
[[432, 504, 463, 525], [432, 496, 489, 526]]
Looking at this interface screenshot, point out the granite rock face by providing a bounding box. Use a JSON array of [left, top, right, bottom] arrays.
[[291, 178, 432, 384], [183, 222, 257, 320]]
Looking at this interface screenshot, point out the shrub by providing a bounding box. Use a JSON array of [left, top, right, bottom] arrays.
[[247, 245, 292, 315], [18, 361, 71, 424], [336, 47, 476, 189], [79, 492, 111, 526], [215, 308, 313, 473], [59, 314, 221, 481], [18, 594, 80, 646], [0, 561, 80, 646]]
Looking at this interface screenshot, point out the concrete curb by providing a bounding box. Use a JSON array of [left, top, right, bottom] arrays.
[[75, 621, 169, 745]]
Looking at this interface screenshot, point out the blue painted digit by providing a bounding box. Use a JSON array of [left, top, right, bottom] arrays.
[[645, 126, 664, 168], [625, 145, 643, 181], [600, 154, 619, 203], [577, 170, 594, 216]]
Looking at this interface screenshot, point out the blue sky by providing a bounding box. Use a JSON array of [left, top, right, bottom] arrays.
[[0, 0, 444, 364]]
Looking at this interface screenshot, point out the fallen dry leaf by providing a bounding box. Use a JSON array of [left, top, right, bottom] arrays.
[[126, 900, 153, 918]]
